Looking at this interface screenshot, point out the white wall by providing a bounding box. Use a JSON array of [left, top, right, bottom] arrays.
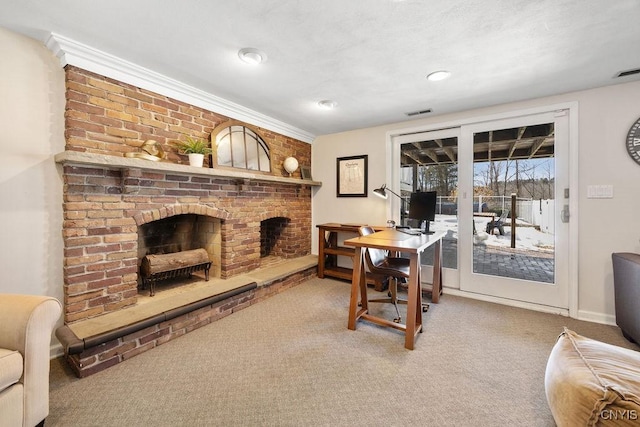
[[312, 80, 640, 324], [0, 29, 65, 307]]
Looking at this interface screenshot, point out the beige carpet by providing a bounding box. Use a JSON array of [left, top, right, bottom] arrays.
[[48, 277, 638, 426]]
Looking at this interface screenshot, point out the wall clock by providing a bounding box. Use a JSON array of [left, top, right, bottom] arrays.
[[626, 117, 640, 165]]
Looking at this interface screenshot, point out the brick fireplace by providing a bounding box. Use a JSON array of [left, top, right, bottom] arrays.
[[59, 66, 315, 325]]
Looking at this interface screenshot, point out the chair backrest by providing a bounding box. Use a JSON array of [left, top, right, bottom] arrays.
[[358, 226, 386, 269], [498, 209, 509, 222]]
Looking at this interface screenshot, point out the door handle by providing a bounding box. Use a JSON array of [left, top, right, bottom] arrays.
[[561, 205, 570, 223]]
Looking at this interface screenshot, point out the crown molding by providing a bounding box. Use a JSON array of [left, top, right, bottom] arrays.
[[45, 33, 315, 144]]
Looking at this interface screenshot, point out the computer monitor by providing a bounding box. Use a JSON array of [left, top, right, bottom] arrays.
[[408, 191, 437, 234]]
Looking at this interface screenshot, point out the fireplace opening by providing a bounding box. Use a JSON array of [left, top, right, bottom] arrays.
[[260, 217, 291, 267], [137, 214, 221, 295]]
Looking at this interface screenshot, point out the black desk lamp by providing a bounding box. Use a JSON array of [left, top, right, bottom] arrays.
[[373, 184, 402, 200], [374, 184, 409, 228]]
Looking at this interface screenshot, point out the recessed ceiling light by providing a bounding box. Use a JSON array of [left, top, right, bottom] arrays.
[[238, 48, 267, 65], [318, 100, 338, 110], [427, 70, 451, 81]]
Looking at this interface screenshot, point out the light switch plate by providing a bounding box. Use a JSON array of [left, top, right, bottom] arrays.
[[587, 185, 614, 199]]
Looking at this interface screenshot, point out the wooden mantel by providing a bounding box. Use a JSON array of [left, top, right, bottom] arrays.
[[55, 151, 322, 187]]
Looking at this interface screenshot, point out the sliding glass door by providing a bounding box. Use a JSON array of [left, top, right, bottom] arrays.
[[390, 109, 572, 311], [392, 128, 461, 287], [458, 111, 570, 309]]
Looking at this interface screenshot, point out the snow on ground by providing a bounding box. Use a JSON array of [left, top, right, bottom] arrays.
[[432, 214, 555, 253]]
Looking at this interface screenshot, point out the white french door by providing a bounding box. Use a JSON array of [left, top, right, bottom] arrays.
[[458, 111, 570, 310]]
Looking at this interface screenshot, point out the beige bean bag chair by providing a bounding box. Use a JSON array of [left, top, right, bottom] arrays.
[[545, 328, 640, 426]]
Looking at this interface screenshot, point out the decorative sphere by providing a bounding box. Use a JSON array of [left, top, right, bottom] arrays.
[[283, 157, 299, 175]]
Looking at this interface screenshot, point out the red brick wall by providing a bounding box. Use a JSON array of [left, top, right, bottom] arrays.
[[64, 66, 310, 173], [62, 66, 312, 324]]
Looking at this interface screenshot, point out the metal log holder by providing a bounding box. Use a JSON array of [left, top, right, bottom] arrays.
[[141, 261, 212, 297], [140, 248, 212, 297]]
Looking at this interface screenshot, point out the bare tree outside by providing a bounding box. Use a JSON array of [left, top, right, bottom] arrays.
[[474, 157, 554, 200]]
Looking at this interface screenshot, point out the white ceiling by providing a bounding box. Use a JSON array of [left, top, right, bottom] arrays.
[[2, 0, 639, 139]]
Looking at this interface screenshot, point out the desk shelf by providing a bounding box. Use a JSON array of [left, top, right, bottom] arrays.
[[320, 266, 355, 282], [323, 246, 354, 257], [316, 223, 385, 290]]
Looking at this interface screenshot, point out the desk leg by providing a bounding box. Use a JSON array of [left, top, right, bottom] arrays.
[[416, 263, 423, 329], [348, 247, 367, 330], [317, 228, 326, 278], [404, 253, 422, 350], [431, 239, 443, 303]]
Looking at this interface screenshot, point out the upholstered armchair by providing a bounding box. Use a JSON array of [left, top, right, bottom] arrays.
[[0, 294, 62, 427], [612, 252, 640, 344]]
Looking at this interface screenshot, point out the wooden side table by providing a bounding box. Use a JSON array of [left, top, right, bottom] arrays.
[[316, 223, 386, 290]]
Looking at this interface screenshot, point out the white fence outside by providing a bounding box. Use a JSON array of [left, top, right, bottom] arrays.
[[479, 196, 554, 234], [435, 195, 555, 235], [526, 199, 555, 234]]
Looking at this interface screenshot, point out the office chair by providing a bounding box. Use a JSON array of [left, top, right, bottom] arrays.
[[358, 226, 429, 323]]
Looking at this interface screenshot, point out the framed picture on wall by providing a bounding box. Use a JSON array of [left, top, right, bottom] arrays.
[[336, 155, 368, 197], [301, 166, 312, 180]]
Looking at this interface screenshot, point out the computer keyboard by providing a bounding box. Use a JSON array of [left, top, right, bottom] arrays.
[[396, 228, 422, 236]]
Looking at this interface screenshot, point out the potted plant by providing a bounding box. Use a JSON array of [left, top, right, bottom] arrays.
[[173, 136, 212, 167]]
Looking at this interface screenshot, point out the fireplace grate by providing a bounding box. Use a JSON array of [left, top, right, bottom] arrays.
[[140, 249, 212, 296], [141, 262, 212, 296]]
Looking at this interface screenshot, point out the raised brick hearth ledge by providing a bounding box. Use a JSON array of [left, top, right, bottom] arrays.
[[56, 255, 317, 377]]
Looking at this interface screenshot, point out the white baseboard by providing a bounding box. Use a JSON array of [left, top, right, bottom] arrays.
[[576, 309, 617, 326], [443, 287, 620, 327], [443, 288, 570, 317]]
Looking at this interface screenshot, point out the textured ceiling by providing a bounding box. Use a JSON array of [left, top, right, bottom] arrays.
[[1, 0, 639, 138]]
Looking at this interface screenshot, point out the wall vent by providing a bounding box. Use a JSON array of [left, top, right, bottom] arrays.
[[615, 68, 640, 78], [405, 108, 432, 117]]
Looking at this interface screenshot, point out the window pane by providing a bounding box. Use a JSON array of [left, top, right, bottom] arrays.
[[246, 139, 259, 170], [259, 149, 270, 171], [245, 129, 257, 140], [401, 138, 459, 271], [217, 135, 232, 167], [231, 137, 246, 168]]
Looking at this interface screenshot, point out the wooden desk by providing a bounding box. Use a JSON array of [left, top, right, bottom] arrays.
[[344, 229, 445, 350], [316, 223, 386, 290]]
